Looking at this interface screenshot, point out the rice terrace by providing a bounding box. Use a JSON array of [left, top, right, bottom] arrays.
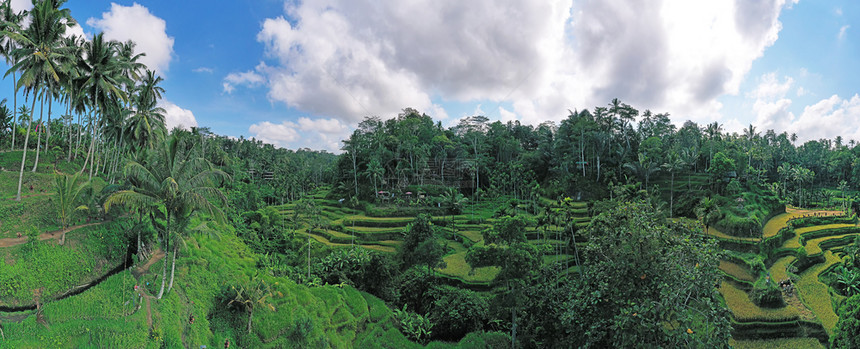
[[0, 0, 859, 348]]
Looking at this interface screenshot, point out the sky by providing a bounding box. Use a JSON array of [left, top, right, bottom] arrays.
[[1, 0, 858, 153]]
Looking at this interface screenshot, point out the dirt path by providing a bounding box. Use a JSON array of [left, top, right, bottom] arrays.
[[133, 249, 165, 278], [131, 249, 165, 331], [0, 222, 102, 248]]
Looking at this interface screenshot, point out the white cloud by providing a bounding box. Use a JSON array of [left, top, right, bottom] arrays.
[[748, 73, 794, 99], [249, 117, 351, 152], [499, 107, 518, 123], [87, 3, 175, 74], [838, 25, 850, 40], [788, 94, 860, 143], [223, 69, 266, 93], [193, 67, 214, 74], [9, 0, 30, 13], [796, 86, 807, 96], [228, 0, 795, 149], [160, 100, 198, 131]]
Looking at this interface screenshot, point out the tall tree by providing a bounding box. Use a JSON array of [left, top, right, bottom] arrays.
[[0, 0, 26, 152], [79, 32, 127, 180], [4, 0, 75, 200], [105, 134, 229, 299]]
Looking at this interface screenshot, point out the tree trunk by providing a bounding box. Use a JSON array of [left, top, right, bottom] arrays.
[[157, 213, 170, 299], [670, 171, 675, 217], [166, 242, 178, 294], [10, 71, 16, 152], [74, 112, 83, 161], [31, 94, 44, 172], [45, 97, 52, 158], [247, 309, 253, 334], [15, 94, 38, 201]]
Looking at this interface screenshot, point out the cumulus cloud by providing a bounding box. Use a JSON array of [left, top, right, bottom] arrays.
[[226, 0, 796, 149], [223, 69, 266, 93], [788, 95, 860, 143], [87, 3, 174, 74], [249, 117, 351, 153], [193, 67, 214, 74], [744, 72, 860, 143], [160, 100, 198, 131]]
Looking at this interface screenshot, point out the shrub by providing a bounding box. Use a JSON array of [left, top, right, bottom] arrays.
[[751, 276, 785, 308]]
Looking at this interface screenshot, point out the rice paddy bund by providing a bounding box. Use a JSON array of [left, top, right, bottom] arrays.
[[719, 206, 858, 345], [276, 197, 590, 285]]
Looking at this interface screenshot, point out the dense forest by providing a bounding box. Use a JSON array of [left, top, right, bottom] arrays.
[[1, 1, 860, 348]]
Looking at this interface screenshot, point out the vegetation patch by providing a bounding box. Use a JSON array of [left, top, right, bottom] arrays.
[[796, 251, 842, 336], [729, 337, 824, 349], [720, 260, 756, 282], [719, 281, 799, 322]]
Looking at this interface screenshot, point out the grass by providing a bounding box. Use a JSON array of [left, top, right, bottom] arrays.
[[720, 260, 756, 282], [456, 230, 483, 243], [804, 233, 859, 256], [729, 338, 824, 349], [762, 212, 795, 239], [768, 256, 796, 283], [436, 241, 500, 283], [796, 224, 858, 237], [0, 220, 129, 306], [796, 251, 842, 336], [0, 195, 62, 238], [719, 281, 799, 322]]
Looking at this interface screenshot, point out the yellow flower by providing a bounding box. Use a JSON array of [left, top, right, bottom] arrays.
[[695, 263, 699, 268], [686, 328, 694, 334]]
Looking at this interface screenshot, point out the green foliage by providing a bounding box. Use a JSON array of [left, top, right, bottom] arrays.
[[427, 285, 489, 341], [562, 199, 731, 347], [393, 304, 434, 344], [750, 276, 785, 308], [398, 214, 445, 270], [833, 294, 860, 348]]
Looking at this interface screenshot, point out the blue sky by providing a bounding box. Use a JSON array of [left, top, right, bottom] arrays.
[[1, 0, 858, 152]]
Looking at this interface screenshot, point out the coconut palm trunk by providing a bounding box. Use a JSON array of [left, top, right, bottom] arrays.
[[31, 93, 44, 172], [9, 71, 16, 151], [166, 241, 178, 294], [15, 94, 38, 201]]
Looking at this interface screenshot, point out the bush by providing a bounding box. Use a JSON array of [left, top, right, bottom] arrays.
[[428, 285, 489, 341], [751, 276, 785, 308]]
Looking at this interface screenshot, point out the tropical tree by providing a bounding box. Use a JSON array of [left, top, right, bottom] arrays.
[[4, 0, 75, 200], [54, 170, 90, 245], [0, 0, 26, 152], [696, 197, 721, 233], [127, 70, 166, 150], [662, 150, 685, 217], [623, 152, 659, 189], [79, 32, 128, 180], [104, 134, 230, 299], [228, 274, 281, 334]]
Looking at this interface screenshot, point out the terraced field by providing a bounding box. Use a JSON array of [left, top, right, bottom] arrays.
[[720, 206, 857, 345], [276, 195, 591, 287]]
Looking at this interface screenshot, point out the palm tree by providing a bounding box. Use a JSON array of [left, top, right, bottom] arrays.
[[0, 0, 27, 152], [662, 150, 685, 217], [54, 170, 90, 245], [127, 90, 166, 150], [105, 134, 230, 299], [696, 197, 720, 233], [623, 153, 659, 189], [228, 274, 281, 334], [79, 32, 128, 181], [4, 0, 74, 200], [704, 122, 723, 168]]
